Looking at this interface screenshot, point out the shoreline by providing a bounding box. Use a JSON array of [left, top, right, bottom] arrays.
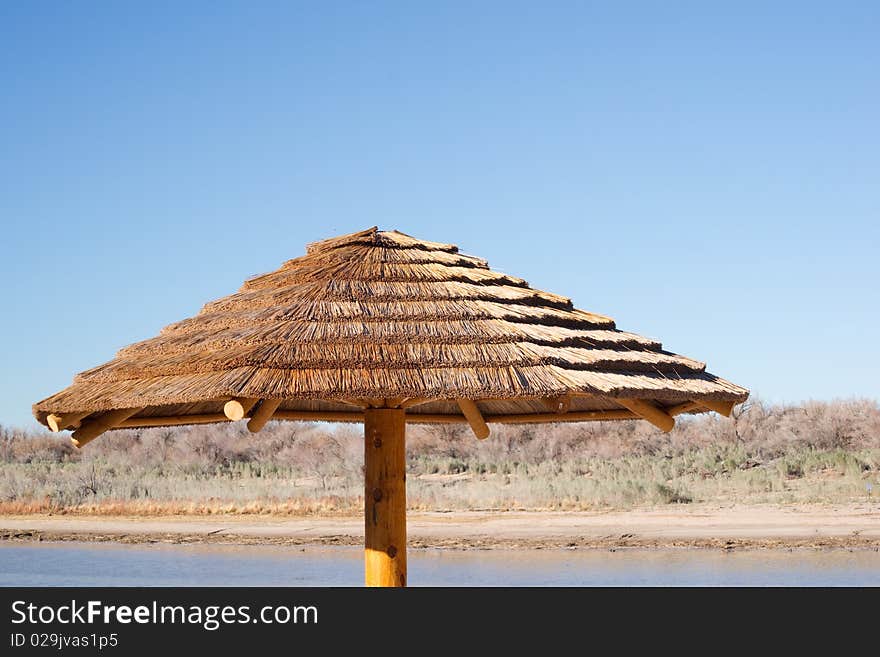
[[2, 504, 879, 550]]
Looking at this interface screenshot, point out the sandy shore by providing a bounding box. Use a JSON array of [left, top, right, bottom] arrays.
[[2, 504, 879, 550]]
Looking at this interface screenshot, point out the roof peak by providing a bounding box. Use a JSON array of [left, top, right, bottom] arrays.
[[306, 227, 459, 255]]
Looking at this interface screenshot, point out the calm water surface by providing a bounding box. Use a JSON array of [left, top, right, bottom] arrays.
[[1, 543, 878, 586]]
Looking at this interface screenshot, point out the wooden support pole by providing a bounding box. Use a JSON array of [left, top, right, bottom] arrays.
[[223, 397, 259, 421], [699, 399, 736, 417], [364, 408, 407, 587], [247, 399, 282, 433], [616, 399, 675, 432], [47, 411, 91, 433], [71, 408, 144, 448], [456, 399, 490, 440]]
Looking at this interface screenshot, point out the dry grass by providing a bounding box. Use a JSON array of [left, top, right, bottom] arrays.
[[3, 399, 879, 515]]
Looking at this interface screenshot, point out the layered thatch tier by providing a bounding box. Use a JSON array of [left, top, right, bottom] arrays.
[[33, 227, 748, 436]]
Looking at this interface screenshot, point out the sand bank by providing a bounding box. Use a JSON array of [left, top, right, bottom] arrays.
[[1, 504, 879, 550]]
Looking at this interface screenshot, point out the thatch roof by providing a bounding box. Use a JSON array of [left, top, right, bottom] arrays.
[[33, 227, 747, 439]]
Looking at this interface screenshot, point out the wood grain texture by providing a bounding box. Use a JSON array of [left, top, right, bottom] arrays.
[[364, 408, 407, 587], [223, 398, 258, 421]]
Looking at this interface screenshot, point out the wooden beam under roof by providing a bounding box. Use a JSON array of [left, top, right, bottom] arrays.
[[615, 399, 675, 432], [667, 401, 701, 416], [71, 408, 144, 448], [541, 395, 572, 413], [47, 411, 92, 432], [698, 399, 736, 417], [247, 399, 283, 433], [456, 399, 490, 439], [111, 408, 641, 429], [223, 398, 259, 421]]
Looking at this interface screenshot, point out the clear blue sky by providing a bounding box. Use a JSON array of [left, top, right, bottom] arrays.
[[1, 2, 878, 428]]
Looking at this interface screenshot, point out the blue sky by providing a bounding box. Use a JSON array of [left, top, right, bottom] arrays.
[[1, 2, 878, 428]]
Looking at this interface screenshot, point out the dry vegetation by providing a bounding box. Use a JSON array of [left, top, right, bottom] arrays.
[[3, 399, 879, 515]]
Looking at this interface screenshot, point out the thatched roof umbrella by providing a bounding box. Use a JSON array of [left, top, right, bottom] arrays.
[[34, 227, 747, 586]]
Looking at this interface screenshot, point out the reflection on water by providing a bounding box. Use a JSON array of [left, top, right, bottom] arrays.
[[1, 542, 878, 586]]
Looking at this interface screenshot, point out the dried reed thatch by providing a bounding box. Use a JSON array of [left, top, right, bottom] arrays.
[[33, 227, 747, 441]]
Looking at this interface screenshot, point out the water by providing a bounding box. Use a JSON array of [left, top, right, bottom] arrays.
[[2, 543, 879, 586]]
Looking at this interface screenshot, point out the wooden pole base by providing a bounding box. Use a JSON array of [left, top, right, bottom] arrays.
[[364, 408, 407, 587]]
